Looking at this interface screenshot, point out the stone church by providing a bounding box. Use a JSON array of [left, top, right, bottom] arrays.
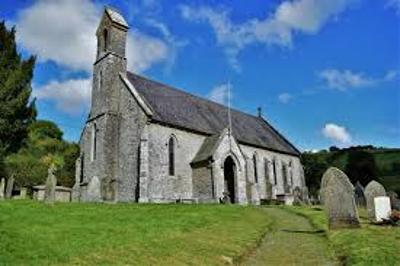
[[73, 7, 307, 205]]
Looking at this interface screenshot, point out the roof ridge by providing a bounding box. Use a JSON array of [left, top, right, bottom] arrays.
[[127, 71, 264, 121]]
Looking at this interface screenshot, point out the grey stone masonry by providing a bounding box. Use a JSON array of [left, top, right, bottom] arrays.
[[44, 164, 57, 204], [5, 176, 14, 199], [321, 167, 360, 229], [364, 180, 386, 221], [0, 178, 5, 200]]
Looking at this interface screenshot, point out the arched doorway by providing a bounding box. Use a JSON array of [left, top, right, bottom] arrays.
[[224, 156, 236, 203]]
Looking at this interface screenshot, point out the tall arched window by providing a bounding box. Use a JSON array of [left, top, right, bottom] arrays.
[[103, 29, 108, 51], [272, 158, 277, 185], [90, 123, 97, 161], [168, 137, 175, 176], [253, 154, 258, 183], [264, 158, 269, 182]]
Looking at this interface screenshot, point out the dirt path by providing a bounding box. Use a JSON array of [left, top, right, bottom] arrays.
[[241, 207, 337, 266]]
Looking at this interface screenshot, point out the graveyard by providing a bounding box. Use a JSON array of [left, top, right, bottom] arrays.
[[0, 199, 399, 265]]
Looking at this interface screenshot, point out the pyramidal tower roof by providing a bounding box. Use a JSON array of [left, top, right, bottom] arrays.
[[105, 7, 128, 28]]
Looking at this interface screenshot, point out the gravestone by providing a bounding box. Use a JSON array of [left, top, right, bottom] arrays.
[[101, 176, 115, 201], [354, 181, 366, 207], [20, 187, 27, 199], [265, 181, 273, 200], [365, 180, 386, 220], [387, 191, 400, 211], [302, 186, 310, 205], [71, 157, 82, 202], [374, 196, 391, 222], [44, 164, 57, 204], [5, 176, 14, 199], [293, 186, 303, 205], [320, 167, 360, 229], [87, 176, 101, 202], [0, 178, 5, 200]]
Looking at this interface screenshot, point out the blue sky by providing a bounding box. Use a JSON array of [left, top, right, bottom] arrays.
[[1, 0, 399, 151]]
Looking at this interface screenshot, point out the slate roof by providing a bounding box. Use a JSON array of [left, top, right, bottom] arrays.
[[192, 134, 222, 163], [127, 72, 300, 156]]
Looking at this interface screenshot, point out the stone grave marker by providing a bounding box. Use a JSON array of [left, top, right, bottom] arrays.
[[0, 178, 5, 200], [374, 196, 392, 222], [87, 176, 101, 202], [5, 176, 14, 199], [354, 181, 366, 207], [293, 186, 303, 205], [387, 191, 400, 211], [320, 167, 360, 229], [44, 164, 57, 204], [365, 180, 386, 220]]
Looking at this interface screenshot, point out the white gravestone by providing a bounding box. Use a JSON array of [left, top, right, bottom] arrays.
[[374, 196, 392, 222]]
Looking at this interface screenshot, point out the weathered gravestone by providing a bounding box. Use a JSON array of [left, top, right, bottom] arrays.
[[44, 164, 57, 204], [5, 176, 14, 199], [265, 181, 273, 200], [101, 176, 115, 201], [354, 181, 366, 207], [387, 191, 400, 211], [302, 186, 310, 205], [374, 196, 392, 222], [320, 167, 360, 229], [293, 186, 303, 205], [71, 157, 81, 202], [87, 176, 101, 202], [365, 180, 386, 221], [0, 178, 5, 200]]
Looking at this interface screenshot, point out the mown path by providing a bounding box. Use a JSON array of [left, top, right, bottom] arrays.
[[241, 207, 337, 266]]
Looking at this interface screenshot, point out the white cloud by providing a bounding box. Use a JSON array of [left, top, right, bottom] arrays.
[[319, 68, 399, 91], [33, 78, 91, 115], [180, 0, 355, 71], [322, 123, 352, 144], [278, 92, 293, 103], [319, 69, 374, 90], [16, 0, 170, 73], [386, 0, 400, 14], [208, 83, 232, 105]]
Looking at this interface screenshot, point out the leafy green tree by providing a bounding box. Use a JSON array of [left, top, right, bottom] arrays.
[[0, 21, 36, 155], [301, 153, 328, 195], [5, 120, 79, 188], [345, 150, 377, 186]]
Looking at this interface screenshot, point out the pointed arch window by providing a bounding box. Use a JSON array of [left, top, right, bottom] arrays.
[[103, 29, 108, 51], [272, 158, 277, 185], [90, 123, 97, 161], [264, 158, 269, 182], [253, 154, 258, 183], [168, 137, 175, 176]]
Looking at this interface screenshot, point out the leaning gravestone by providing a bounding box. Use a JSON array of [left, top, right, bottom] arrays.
[[44, 164, 57, 204], [5, 176, 14, 199], [87, 176, 101, 202], [364, 180, 386, 221], [387, 191, 400, 211], [0, 178, 5, 200], [374, 196, 392, 222], [320, 167, 360, 229], [354, 181, 366, 207]]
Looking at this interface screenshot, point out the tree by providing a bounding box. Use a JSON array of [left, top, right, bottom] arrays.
[[0, 21, 36, 155], [301, 153, 329, 195], [345, 150, 377, 186], [5, 120, 79, 188]]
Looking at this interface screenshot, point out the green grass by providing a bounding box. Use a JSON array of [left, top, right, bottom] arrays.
[[0, 201, 271, 265], [288, 206, 400, 265]]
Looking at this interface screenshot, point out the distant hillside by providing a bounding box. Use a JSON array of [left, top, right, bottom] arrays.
[[301, 146, 400, 195]]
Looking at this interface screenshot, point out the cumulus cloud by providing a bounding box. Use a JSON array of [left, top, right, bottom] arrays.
[[278, 92, 293, 103], [16, 0, 170, 73], [208, 83, 232, 105], [319, 69, 399, 90], [33, 78, 92, 115], [322, 123, 352, 144], [180, 0, 355, 71]]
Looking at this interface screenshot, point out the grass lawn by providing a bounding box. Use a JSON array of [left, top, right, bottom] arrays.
[[288, 206, 400, 265], [0, 201, 271, 265]]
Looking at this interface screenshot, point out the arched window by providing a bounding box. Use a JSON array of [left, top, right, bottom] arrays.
[[168, 137, 175, 176], [98, 70, 103, 90], [90, 123, 97, 161], [253, 154, 258, 183], [103, 29, 108, 51], [264, 158, 269, 182], [272, 158, 277, 185]]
